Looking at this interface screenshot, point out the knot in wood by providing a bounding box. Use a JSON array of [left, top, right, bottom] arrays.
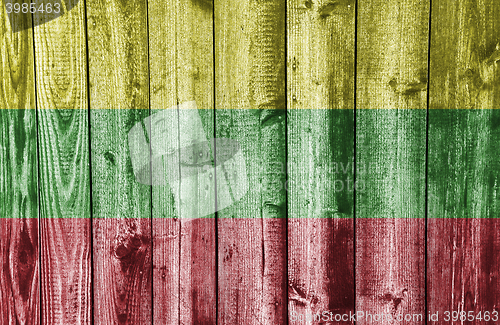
[[114, 233, 144, 259]]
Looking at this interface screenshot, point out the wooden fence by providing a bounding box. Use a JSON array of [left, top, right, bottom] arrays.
[[1, 0, 500, 323]]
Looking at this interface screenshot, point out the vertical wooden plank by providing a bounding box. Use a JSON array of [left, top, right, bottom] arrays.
[[150, 1, 218, 320], [33, 1, 92, 323], [428, 0, 500, 320], [148, 0, 216, 322], [215, 0, 287, 324], [356, 0, 428, 324], [147, 0, 179, 322], [86, 0, 152, 321], [175, 1, 216, 323], [0, 7, 39, 325], [287, 0, 355, 323]]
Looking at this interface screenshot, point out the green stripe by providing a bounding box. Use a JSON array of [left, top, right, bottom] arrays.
[[2, 109, 500, 218], [428, 109, 500, 219]]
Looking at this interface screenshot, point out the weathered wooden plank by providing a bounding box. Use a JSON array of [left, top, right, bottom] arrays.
[[32, 2, 91, 323], [0, 7, 39, 325], [286, 0, 355, 323], [356, 0, 428, 323], [146, 0, 179, 323], [428, 0, 500, 319], [215, 0, 287, 324], [174, 1, 216, 322], [148, 0, 216, 322], [86, 0, 152, 322]]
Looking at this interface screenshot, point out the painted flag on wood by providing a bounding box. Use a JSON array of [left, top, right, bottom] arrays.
[[1, 0, 500, 324]]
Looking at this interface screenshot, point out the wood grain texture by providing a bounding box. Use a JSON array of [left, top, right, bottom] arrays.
[[33, 1, 91, 323], [215, 0, 287, 324], [3, 1, 500, 322], [0, 8, 39, 325], [148, 0, 216, 322], [86, 0, 152, 322], [428, 0, 500, 320], [356, 0, 428, 323], [147, 0, 180, 322], [286, 0, 355, 323], [174, 1, 216, 322]]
